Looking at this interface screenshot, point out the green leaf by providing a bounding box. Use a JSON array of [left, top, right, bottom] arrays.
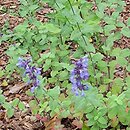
[[97, 61, 107, 71], [120, 48, 130, 57], [39, 101, 48, 114], [116, 21, 125, 27], [82, 123, 90, 130], [48, 86, 60, 99], [116, 99, 123, 105], [86, 44, 95, 53], [60, 62, 73, 70], [127, 17, 130, 26], [0, 95, 5, 103], [125, 77, 130, 87], [59, 70, 68, 81], [111, 83, 122, 95], [3, 102, 11, 110], [49, 99, 59, 114], [0, 69, 4, 78], [29, 100, 39, 115], [112, 12, 119, 20], [62, 100, 71, 107], [104, 25, 116, 35], [0, 89, 3, 94], [121, 27, 130, 38], [117, 57, 127, 66], [95, 72, 103, 79], [126, 65, 130, 72], [19, 0, 28, 5], [108, 107, 117, 119], [98, 85, 107, 93], [29, 5, 39, 12], [14, 21, 28, 35], [11, 98, 19, 107], [127, 127, 130, 130], [91, 125, 99, 130], [44, 59, 52, 71], [87, 119, 95, 126], [111, 48, 121, 56], [18, 101, 25, 111], [92, 53, 104, 62], [70, 30, 81, 40], [51, 70, 59, 77], [95, 10, 104, 19], [60, 110, 70, 118], [98, 117, 107, 124], [85, 104, 94, 113], [45, 23, 61, 34], [73, 47, 84, 58], [7, 108, 14, 118]]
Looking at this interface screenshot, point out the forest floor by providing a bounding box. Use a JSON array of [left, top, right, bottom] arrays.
[[0, 0, 130, 130]]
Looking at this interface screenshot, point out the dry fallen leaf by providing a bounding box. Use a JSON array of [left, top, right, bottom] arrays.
[[24, 122, 33, 130], [12, 120, 23, 130], [44, 115, 57, 130], [72, 119, 83, 129], [0, 59, 6, 66], [9, 82, 27, 94]]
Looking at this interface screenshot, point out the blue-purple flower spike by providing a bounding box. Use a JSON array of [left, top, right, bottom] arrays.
[[17, 57, 41, 93], [70, 56, 89, 96]]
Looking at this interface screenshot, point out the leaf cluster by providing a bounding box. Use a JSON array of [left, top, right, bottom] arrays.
[[0, 0, 130, 129]]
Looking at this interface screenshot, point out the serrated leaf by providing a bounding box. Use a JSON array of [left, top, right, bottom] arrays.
[[51, 70, 58, 77], [39, 102, 48, 114], [117, 57, 127, 66], [104, 25, 116, 35], [60, 63, 73, 71], [111, 48, 121, 56], [116, 99, 123, 105], [92, 53, 104, 62], [108, 107, 117, 119], [87, 119, 95, 126], [59, 70, 68, 80], [48, 86, 60, 99], [121, 27, 130, 38], [70, 30, 81, 40], [29, 100, 39, 115], [86, 44, 95, 53], [98, 117, 107, 124], [98, 85, 107, 93], [45, 23, 61, 34], [120, 48, 130, 57], [85, 104, 94, 113]]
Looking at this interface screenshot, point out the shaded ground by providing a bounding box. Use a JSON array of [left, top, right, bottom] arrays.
[[0, 0, 130, 129]]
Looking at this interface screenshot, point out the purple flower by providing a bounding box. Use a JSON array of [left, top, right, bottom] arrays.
[[70, 56, 89, 96], [17, 57, 41, 92], [17, 57, 31, 68]]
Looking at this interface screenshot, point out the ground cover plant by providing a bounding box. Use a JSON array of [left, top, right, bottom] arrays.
[[0, 0, 130, 129]]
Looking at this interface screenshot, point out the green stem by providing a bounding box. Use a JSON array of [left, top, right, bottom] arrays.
[[67, 0, 98, 86]]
